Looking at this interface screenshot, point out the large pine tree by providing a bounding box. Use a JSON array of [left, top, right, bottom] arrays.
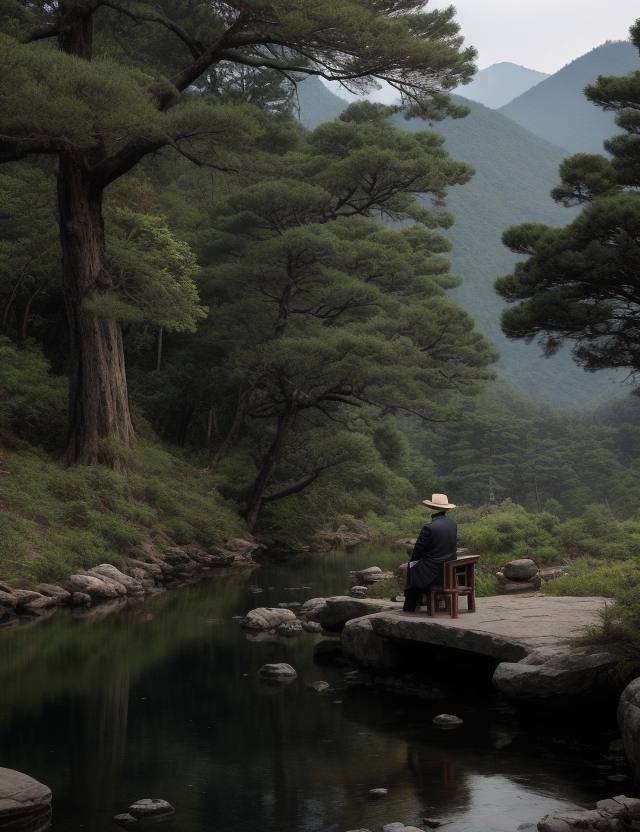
[[495, 19, 640, 379], [0, 1, 475, 469]]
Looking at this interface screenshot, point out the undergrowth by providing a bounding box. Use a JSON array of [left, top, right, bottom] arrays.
[[0, 443, 243, 586]]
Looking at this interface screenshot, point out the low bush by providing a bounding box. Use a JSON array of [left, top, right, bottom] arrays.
[[367, 575, 404, 600], [541, 557, 640, 599], [0, 338, 67, 455]]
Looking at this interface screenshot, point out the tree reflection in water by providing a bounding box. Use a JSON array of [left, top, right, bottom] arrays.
[[0, 546, 624, 832]]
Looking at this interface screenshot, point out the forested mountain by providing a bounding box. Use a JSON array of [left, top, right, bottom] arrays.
[[424, 97, 624, 405], [456, 62, 549, 109], [499, 40, 640, 153], [297, 78, 624, 408]]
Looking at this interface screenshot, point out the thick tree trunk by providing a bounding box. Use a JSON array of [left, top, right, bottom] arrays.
[[57, 152, 135, 469], [244, 405, 297, 532]]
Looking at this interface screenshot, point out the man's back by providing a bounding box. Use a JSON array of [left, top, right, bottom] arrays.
[[412, 513, 457, 563]]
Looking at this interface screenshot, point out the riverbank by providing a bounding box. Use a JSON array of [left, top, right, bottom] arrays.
[[0, 546, 634, 832], [0, 536, 261, 628]]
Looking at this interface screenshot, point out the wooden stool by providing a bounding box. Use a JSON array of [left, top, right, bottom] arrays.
[[428, 555, 479, 618]]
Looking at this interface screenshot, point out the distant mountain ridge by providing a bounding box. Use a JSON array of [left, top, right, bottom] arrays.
[[457, 62, 549, 109], [499, 40, 640, 153], [295, 76, 625, 408]]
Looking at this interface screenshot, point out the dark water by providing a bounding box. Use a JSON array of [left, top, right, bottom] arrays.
[[0, 544, 632, 832]]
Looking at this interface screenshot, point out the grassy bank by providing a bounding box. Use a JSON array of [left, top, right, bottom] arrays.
[[0, 443, 244, 586]]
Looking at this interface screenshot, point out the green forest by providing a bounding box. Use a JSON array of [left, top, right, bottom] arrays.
[[2, 2, 640, 657]]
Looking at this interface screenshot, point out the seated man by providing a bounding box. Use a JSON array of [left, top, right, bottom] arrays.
[[403, 493, 457, 613]]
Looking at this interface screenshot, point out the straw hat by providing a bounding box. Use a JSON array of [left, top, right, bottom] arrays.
[[422, 493, 456, 511]]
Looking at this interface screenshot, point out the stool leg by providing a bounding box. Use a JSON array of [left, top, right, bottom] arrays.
[[451, 593, 459, 619]]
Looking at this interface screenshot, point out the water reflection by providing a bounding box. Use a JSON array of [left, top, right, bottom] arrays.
[[0, 545, 630, 832]]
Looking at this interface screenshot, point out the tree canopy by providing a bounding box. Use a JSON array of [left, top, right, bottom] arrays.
[[151, 103, 495, 529], [495, 18, 640, 376], [0, 0, 478, 468]]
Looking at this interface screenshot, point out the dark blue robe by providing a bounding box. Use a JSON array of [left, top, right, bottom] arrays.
[[403, 512, 457, 611]]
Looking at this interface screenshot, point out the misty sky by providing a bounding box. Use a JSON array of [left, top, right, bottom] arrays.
[[431, 0, 638, 73], [323, 1, 638, 103]]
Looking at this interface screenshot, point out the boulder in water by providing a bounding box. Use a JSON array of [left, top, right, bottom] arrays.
[[258, 663, 297, 682], [0, 767, 52, 832], [128, 798, 174, 819], [240, 607, 297, 631]]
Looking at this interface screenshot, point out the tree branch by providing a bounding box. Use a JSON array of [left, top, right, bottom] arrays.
[[262, 466, 326, 503], [0, 135, 75, 164], [23, 22, 61, 43], [90, 136, 168, 187], [99, 1, 206, 60]]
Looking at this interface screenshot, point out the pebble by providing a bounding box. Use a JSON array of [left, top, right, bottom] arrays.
[[113, 813, 136, 826], [128, 798, 174, 819], [307, 681, 330, 693], [368, 788, 388, 797], [433, 714, 463, 727]]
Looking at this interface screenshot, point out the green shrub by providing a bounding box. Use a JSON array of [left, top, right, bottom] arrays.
[[0, 338, 67, 454], [475, 570, 499, 597], [367, 575, 404, 600], [363, 505, 432, 540], [56, 500, 92, 528], [0, 513, 40, 585], [541, 557, 640, 598]]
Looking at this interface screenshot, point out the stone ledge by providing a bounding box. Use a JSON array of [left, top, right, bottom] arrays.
[[343, 596, 609, 664]]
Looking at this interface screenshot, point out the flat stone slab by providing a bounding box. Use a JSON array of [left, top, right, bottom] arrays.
[[362, 595, 609, 661]]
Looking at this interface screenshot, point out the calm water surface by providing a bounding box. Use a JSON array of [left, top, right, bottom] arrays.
[[0, 544, 631, 831]]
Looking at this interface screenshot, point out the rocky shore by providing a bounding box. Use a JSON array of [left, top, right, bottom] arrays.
[[0, 537, 260, 629], [0, 522, 371, 629]]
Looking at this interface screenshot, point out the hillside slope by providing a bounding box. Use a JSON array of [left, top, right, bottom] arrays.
[[296, 78, 625, 408], [457, 62, 549, 109], [296, 76, 352, 130], [403, 97, 624, 406], [499, 40, 640, 153]]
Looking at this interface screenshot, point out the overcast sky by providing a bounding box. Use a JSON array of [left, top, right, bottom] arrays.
[[323, 1, 638, 103], [430, 0, 638, 73]]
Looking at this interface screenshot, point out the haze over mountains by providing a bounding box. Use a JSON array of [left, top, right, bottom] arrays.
[[456, 63, 549, 109], [500, 40, 640, 153], [298, 39, 638, 409]]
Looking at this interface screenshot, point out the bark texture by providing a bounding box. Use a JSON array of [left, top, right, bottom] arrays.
[[52, 11, 135, 469], [57, 150, 134, 469]]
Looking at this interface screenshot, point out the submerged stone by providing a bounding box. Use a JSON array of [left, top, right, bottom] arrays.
[[258, 663, 297, 681], [128, 798, 174, 819], [433, 714, 463, 727]]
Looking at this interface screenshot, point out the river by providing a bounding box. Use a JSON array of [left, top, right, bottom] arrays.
[[0, 544, 628, 832]]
